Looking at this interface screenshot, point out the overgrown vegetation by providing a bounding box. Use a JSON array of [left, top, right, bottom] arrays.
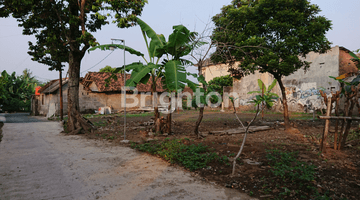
[[131, 138, 219, 171], [266, 150, 316, 183], [0, 69, 40, 112], [262, 149, 331, 199]]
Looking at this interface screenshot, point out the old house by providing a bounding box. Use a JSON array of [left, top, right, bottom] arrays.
[[202, 46, 359, 112], [32, 72, 165, 117]]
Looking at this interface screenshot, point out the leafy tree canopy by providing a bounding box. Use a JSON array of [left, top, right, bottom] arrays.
[[207, 75, 233, 97], [0, 0, 147, 71], [211, 0, 332, 79], [99, 65, 118, 73], [0, 69, 39, 112]]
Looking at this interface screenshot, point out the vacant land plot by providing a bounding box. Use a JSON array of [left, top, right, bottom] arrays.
[[78, 110, 360, 200]]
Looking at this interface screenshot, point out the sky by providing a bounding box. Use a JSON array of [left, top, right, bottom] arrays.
[[0, 0, 359, 83]]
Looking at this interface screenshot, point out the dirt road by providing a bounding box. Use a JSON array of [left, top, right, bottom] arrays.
[[0, 114, 254, 200]]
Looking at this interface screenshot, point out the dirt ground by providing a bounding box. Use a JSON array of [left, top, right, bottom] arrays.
[[81, 110, 360, 199]]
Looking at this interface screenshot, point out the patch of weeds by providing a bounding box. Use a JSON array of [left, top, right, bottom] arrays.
[[62, 119, 68, 133], [229, 153, 235, 157], [107, 136, 116, 140], [249, 191, 254, 196], [101, 133, 108, 139], [310, 191, 332, 200], [266, 149, 316, 182], [279, 187, 291, 196], [131, 139, 217, 171], [265, 149, 319, 198], [94, 121, 107, 127], [290, 116, 318, 120], [122, 112, 153, 118], [347, 128, 360, 141], [218, 155, 231, 166]]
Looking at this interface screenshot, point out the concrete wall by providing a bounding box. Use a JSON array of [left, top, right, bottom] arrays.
[[283, 46, 340, 93], [224, 47, 343, 113], [225, 71, 277, 111], [202, 63, 231, 82]]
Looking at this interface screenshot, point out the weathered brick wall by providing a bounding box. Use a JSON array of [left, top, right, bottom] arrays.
[[339, 48, 358, 75]]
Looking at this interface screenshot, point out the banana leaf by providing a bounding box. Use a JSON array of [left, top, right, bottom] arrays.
[[267, 79, 277, 92], [164, 60, 187, 92], [88, 44, 144, 57], [257, 79, 266, 93], [126, 62, 159, 87]]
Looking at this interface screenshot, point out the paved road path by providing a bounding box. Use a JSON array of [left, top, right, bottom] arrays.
[[0, 114, 254, 200]]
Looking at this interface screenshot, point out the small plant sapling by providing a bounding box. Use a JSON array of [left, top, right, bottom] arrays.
[[230, 93, 277, 176], [247, 79, 278, 120]]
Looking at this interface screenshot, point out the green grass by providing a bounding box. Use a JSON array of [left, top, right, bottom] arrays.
[[265, 149, 320, 199], [123, 112, 153, 118], [241, 110, 282, 115], [266, 149, 316, 182], [131, 138, 219, 171], [290, 116, 317, 120]]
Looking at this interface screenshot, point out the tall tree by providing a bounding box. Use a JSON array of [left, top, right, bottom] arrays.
[[211, 0, 332, 129], [0, 1, 147, 132]]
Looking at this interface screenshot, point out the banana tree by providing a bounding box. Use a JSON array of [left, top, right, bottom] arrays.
[[89, 17, 197, 133], [247, 79, 279, 120]]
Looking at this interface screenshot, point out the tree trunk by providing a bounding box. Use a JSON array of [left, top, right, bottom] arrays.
[[152, 81, 161, 133], [194, 107, 204, 137], [166, 97, 172, 134], [67, 52, 81, 132], [194, 64, 205, 137], [340, 99, 355, 149], [276, 77, 291, 130]]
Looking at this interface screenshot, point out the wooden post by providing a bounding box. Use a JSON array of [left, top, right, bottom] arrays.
[[320, 99, 332, 152]]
